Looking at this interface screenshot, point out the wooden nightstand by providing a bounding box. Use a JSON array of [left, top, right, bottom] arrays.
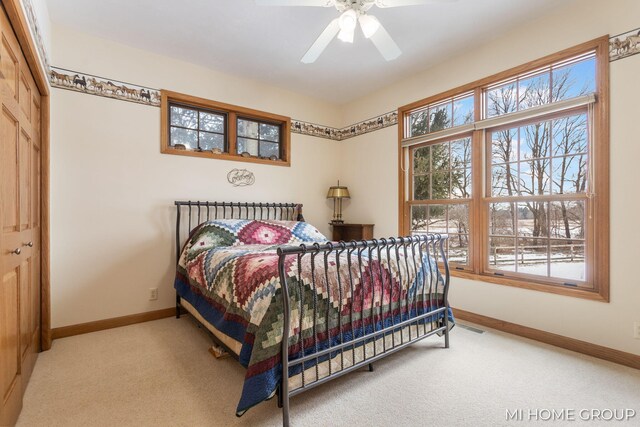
[[331, 223, 374, 241]]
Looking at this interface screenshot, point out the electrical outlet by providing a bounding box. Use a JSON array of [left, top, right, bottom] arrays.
[[634, 322, 640, 340], [149, 288, 158, 301]]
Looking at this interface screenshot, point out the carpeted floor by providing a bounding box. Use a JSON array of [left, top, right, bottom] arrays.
[[16, 316, 640, 427]]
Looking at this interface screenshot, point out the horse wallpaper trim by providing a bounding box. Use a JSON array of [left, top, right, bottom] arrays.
[[50, 67, 161, 106], [336, 111, 398, 140], [290, 120, 340, 141], [48, 64, 398, 141], [609, 27, 640, 62], [291, 111, 398, 141]]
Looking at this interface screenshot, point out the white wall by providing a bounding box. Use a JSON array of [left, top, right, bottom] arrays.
[[28, 0, 51, 54], [50, 27, 342, 328], [340, 0, 640, 355]]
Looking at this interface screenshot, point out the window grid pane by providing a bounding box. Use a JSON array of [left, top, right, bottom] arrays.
[[483, 52, 595, 119], [488, 199, 586, 283], [407, 93, 474, 138], [412, 137, 472, 202], [490, 112, 588, 198], [237, 117, 281, 159], [169, 103, 226, 152], [410, 203, 470, 266]]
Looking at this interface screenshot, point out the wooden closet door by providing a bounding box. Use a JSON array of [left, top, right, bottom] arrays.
[[0, 6, 41, 425], [18, 56, 40, 391], [30, 92, 41, 363]]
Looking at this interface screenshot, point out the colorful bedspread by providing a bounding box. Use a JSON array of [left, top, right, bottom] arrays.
[[174, 219, 453, 415]]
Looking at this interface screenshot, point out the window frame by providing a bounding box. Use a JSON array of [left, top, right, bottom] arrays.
[[398, 36, 609, 302], [161, 90, 291, 167]]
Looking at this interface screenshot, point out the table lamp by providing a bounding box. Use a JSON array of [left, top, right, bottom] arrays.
[[326, 180, 350, 224]]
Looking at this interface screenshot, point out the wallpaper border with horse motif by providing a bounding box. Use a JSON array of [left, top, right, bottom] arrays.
[[609, 27, 640, 62], [50, 67, 161, 106], [291, 111, 398, 141], [48, 65, 397, 141], [38, 28, 640, 141]]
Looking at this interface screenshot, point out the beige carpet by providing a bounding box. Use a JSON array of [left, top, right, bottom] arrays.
[[17, 317, 640, 427]]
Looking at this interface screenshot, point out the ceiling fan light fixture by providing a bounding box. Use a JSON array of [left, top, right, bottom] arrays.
[[338, 9, 357, 32], [358, 14, 381, 38], [259, 0, 449, 63], [337, 27, 355, 43]]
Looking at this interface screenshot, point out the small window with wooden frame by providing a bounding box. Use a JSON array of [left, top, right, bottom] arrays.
[[161, 90, 291, 166], [399, 36, 609, 301]]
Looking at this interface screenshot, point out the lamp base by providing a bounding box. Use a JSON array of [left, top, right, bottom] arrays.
[[330, 220, 345, 225]]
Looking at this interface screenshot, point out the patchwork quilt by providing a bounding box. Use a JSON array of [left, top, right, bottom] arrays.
[[174, 219, 452, 415]]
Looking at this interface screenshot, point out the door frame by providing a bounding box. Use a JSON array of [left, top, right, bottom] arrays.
[[2, 0, 51, 350]]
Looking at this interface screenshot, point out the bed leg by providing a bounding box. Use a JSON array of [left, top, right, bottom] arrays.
[[277, 252, 291, 427], [176, 294, 181, 319], [277, 385, 283, 408], [444, 311, 450, 349], [368, 363, 374, 372], [282, 399, 290, 427]]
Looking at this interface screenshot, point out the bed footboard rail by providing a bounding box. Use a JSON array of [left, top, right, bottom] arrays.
[[276, 234, 450, 427]]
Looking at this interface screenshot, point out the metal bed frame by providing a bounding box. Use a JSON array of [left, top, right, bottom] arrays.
[[174, 201, 451, 427]]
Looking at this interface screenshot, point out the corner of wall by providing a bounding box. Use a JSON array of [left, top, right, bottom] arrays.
[[21, 0, 52, 80]]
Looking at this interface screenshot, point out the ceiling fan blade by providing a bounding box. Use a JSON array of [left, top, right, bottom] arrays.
[[375, 0, 456, 7], [301, 18, 340, 63], [256, 0, 334, 6], [369, 22, 401, 61]]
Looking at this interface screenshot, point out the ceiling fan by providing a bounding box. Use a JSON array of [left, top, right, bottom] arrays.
[[256, 0, 455, 63]]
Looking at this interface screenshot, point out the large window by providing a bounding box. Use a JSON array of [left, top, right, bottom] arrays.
[[399, 37, 609, 300], [161, 90, 291, 166]]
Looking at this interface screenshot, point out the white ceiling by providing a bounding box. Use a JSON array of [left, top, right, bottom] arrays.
[[46, 0, 570, 104]]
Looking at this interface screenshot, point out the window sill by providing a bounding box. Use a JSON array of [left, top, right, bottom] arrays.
[[449, 269, 609, 302], [161, 147, 290, 167]]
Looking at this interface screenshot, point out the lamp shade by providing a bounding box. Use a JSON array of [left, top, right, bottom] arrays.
[[326, 185, 350, 199], [327, 181, 349, 223]]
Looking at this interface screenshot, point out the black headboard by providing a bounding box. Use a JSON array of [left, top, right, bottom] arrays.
[[174, 201, 304, 263]]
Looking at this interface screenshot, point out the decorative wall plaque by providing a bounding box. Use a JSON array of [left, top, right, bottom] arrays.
[[227, 169, 255, 187]]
